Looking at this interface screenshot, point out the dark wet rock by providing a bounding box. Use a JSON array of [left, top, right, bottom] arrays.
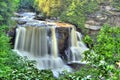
[[7, 27, 16, 48], [67, 62, 86, 70], [56, 27, 71, 55], [11, 17, 28, 25], [34, 14, 46, 21], [17, 19, 27, 25]]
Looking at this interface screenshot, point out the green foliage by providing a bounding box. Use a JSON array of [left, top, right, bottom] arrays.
[[0, 52, 56, 80], [0, 15, 4, 21], [0, 25, 10, 52], [111, 0, 120, 10], [35, 0, 63, 17], [7, 57, 56, 80], [83, 24, 120, 79], [60, 0, 98, 29], [58, 68, 92, 80], [34, 0, 100, 19], [0, 25, 12, 78], [0, 0, 19, 26], [83, 35, 93, 48], [19, 0, 35, 11]]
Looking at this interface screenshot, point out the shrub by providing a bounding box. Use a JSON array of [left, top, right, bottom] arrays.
[[0, 0, 19, 26], [60, 0, 98, 30], [83, 24, 120, 79]]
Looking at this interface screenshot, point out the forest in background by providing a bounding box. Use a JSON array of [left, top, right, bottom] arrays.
[[0, 0, 120, 79]]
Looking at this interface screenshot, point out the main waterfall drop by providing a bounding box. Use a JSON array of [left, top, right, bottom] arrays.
[[14, 22, 88, 75]]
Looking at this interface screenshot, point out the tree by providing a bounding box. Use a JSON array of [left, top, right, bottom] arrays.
[[60, 0, 98, 29], [0, 0, 19, 26], [35, 0, 63, 17], [111, 0, 120, 10], [19, 0, 35, 11]]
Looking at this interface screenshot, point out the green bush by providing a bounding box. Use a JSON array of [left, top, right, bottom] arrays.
[[0, 25, 12, 79], [83, 25, 120, 79], [19, 0, 35, 11], [7, 57, 56, 80], [111, 0, 120, 10], [0, 0, 19, 26], [60, 0, 98, 30]]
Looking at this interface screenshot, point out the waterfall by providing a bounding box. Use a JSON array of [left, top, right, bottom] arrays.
[[14, 25, 89, 78], [66, 27, 89, 63], [76, 31, 82, 41], [14, 28, 20, 50], [51, 27, 58, 58], [12, 12, 89, 77], [14, 27, 48, 57], [71, 27, 78, 47], [14, 26, 72, 76]]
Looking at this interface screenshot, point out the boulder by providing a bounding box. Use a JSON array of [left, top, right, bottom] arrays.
[[107, 15, 120, 26], [85, 20, 102, 30], [85, 24, 101, 30]]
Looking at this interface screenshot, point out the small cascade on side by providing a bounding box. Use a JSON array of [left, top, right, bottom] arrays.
[[71, 27, 78, 47], [66, 27, 89, 64]]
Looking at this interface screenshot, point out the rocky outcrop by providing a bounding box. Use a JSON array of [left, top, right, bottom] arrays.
[[107, 15, 120, 26], [7, 27, 16, 48], [85, 19, 102, 30], [85, 4, 120, 31], [56, 27, 71, 55]]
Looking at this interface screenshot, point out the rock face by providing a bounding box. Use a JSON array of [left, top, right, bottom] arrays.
[[85, 20, 102, 30], [107, 15, 120, 26], [7, 27, 16, 48], [85, 3, 120, 31], [56, 27, 71, 55]]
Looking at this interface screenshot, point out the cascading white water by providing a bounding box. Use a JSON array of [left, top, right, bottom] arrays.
[[14, 26, 72, 77], [51, 27, 58, 58], [67, 27, 89, 63], [71, 27, 78, 47]]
